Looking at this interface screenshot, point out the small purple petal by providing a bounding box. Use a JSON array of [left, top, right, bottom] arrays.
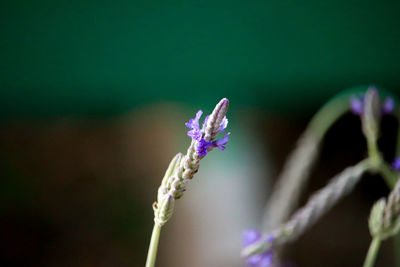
[[247, 254, 263, 267], [382, 98, 395, 114], [186, 110, 204, 141], [196, 138, 212, 157], [211, 132, 230, 151], [258, 252, 273, 267], [219, 116, 228, 132], [392, 158, 400, 171], [185, 110, 203, 130], [242, 229, 261, 247], [266, 234, 275, 243], [350, 97, 363, 115], [187, 129, 202, 141], [246, 251, 273, 267]]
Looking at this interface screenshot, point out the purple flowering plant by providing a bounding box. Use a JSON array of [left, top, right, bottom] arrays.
[[145, 98, 230, 267], [145, 86, 400, 267], [242, 86, 400, 267]]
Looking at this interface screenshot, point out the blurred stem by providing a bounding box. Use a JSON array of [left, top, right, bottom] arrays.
[[307, 89, 358, 138], [376, 162, 397, 189], [145, 223, 162, 267], [367, 137, 381, 167], [394, 105, 400, 267], [363, 237, 382, 267], [366, 136, 397, 188], [262, 88, 367, 230], [365, 90, 400, 266]]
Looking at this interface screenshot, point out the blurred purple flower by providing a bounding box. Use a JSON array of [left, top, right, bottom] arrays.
[[242, 229, 274, 267], [350, 97, 364, 115], [382, 98, 395, 114], [392, 158, 400, 171], [350, 93, 395, 116], [186, 110, 230, 157]]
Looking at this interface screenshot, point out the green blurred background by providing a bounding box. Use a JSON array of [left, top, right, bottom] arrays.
[[1, 0, 400, 117], [1, 1, 400, 266]]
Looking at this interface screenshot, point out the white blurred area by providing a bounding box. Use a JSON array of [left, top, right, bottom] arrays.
[[160, 115, 273, 267]]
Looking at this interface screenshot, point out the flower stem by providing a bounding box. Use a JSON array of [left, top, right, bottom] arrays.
[[393, 103, 400, 267], [145, 223, 162, 267], [363, 237, 381, 267], [376, 162, 397, 189]]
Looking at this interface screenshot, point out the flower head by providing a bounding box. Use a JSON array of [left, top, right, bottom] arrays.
[[242, 229, 275, 267], [153, 98, 230, 228], [350, 90, 395, 116], [185, 101, 230, 157]]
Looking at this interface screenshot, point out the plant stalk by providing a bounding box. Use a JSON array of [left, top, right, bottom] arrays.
[[145, 223, 162, 267], [363, 237, 382, 267]]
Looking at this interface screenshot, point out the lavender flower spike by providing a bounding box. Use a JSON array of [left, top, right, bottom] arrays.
[[147, 98, 230, 267], [153, 98, 230, 226], [185, 98, 230, 158], [204, 98, 230, 141]]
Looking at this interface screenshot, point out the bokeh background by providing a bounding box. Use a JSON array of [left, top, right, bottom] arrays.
[[1, 1, 400, 266]]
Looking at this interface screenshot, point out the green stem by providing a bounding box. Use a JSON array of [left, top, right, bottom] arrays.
[[367, 137, 381, 166], [363, 237, 382, 267], [393, 99, 400, 267], [145, 223, 162, 267], [377, 162, 397, 189]]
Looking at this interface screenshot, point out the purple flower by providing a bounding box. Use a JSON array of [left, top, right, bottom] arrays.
[[186, 110, 230, 157], [196, 139, 212, 157], [392, 158, 400, 171], [242, 229, 275, 267], [382, 98, 394, 114], [210, 133, 230, 151], [350, 97, 364, 115], [220, 117, 228, 131], [350, 93, 395, 116], [242, 229, 262, 247], [185, 110, 203, 141]]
